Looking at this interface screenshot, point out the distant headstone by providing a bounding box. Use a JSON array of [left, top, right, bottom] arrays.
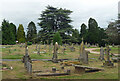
[[112, 44, 115, 47], [99, 47, 105, 60], [52, 67, 56, 73], [37, 44, 40, 55], [36, 44, 38, 50], [67, 69, 71, 74], [62, 45, 66, 54], [70, 44, 75, 52]]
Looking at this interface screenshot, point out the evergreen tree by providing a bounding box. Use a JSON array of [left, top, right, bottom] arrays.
[[1, 19, 16, 45], [27, 21, 37, 43], [87, 18, 99, 44], [80, 23, 87, 42], [10, 23, 16, 41], [17, 24, 25, 43], [71, 29, 79, 43], [38, 6, 73, 43]]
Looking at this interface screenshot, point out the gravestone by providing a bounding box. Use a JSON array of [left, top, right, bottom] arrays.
[[99, 47, 105, 60], [49, 42, 53, 54], [37, 44, 40, 55], [27, 62, 32, 74], [52, 67, 56, 73], [70, 44, 75, 52], [87, 43, 90, 48], [112, 44, 115, 47], [103, 46, 114, 67], [78, 39, 88, 64], [36, 44, 38, 50], [52, 42, 59, 63], [22, 42, 32, 69], [85, 42, 87, 47], [62, 45, 66, 54]]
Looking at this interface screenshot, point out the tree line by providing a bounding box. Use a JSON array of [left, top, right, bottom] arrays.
[[1, 6, 119, 46]]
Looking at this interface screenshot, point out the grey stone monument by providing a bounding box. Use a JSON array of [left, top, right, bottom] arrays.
[[103, 46, 114, 67], [78, 38, 88, 64], [52, 42, 59, 63], [99, 47, 105, 60], [37, 44, 40, 55], [35, 44, 38, 50]]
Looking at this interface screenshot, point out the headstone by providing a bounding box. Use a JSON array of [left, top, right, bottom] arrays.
[[52, 42, 59, 63], [70, 44, 75, 52], [62, 46, 66, 54], [49, 42, 53, 54], [35, 44, 38, 50], [52, 67, 56, 73], [67, 69, 71, 74], [112, 44, 115, 47], [28, 62, 32, 74], [37, 44, 40, 55], [78, 38, 88, 64], [83, 50, 88, 64], [85, 42, 87, 47], [87, 43, 90, 48], [99, 47, 105, 60], [61, 66, 64, 70], [22, 42, 32, 69], [103, 46, 114, 67]]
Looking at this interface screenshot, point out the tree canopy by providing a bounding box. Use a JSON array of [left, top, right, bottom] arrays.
[[2, 19, 16, 45], [27, 21, 37, 43], [38, 5, 73, 44], [17, 24, 25, 43]]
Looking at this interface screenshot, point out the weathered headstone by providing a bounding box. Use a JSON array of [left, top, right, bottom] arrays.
[[78, 38, 88, 64], [62, 45, 66, 54], [52, 42, 59, 63], [70, 44, 75, 52], [103, 46, 114, 67], [35, 44, 38, 50], [52, 67, 56, 73], [22, 42, 32, 69], [27, 62, 32, 74], [99, 47, 105, 60], [37, 44, 40, 55]]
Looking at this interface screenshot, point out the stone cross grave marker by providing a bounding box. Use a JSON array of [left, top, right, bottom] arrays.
[[52, 42, 59, 63], [99, 47, 105, 60]]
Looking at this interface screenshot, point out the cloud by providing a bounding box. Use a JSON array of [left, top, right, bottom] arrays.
[[0, 0, 119, 32]]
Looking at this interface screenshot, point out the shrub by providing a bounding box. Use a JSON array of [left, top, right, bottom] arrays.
[[27, 42, 32, 45], [53, 32, 62, 45]]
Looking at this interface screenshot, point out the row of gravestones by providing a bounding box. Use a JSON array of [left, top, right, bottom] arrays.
[[52, 40, 115, 67]]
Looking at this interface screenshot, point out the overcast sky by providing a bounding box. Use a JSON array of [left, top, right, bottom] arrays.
[[0, 0, 119, 33]]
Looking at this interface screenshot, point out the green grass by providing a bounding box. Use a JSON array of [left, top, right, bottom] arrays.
[[2, 54, 24, 59]]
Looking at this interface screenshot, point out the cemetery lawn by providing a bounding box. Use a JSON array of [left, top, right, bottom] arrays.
[[2, 60, 118, 79], [1, 45, 118, 79]]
